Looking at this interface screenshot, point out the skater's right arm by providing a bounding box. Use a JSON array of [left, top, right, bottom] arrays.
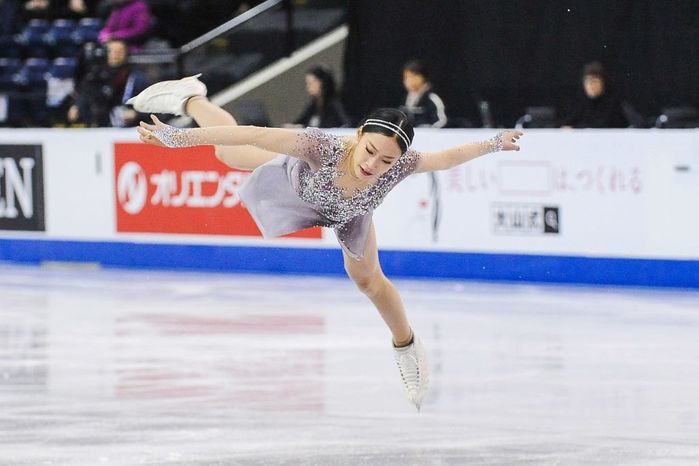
[[138, 116, 312, 160]]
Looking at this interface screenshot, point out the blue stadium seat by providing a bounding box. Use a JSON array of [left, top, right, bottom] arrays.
[[13, 57, 50, 90], [44, 19, 77, 58], [0, 58, 22, 90], [71, 18, 103, 45], [48, 57, 77, 79], [0, 58, 22, 74], [16, 19, 50, 58], [46, 57, 77, 108]]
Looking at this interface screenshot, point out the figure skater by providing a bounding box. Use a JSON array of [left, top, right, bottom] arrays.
[[127, 76, 523, 410]]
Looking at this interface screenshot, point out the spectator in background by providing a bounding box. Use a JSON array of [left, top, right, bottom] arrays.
[[400, 59, 447, 128], [290, 65, 350, 128], [22, 0, 96, 20], [65, 39, 148, 126], [65, 0, 99, 18], [22, 0, 57, 19], [98, 0, 152, 52], [562, 61, 628, 128]]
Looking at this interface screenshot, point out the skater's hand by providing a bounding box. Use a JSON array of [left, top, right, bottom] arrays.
[[501, 130, 524, 151], [137, 115, 169, 147]]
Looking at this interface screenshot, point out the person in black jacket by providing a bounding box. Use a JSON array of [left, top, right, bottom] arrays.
[[400, 59, 447, 128], [64, 39, 148, 127], [562, 61, 628, 128], [291, 65, 350, 128]]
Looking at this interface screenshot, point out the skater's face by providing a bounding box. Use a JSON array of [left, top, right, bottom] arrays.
[[305, 74, 322, 98], [352, 132, 402, 180]]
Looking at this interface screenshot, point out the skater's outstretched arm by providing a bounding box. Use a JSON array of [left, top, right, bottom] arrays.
[[414, 130, 523, 173], [138, 116, 312, 161], [182, 96, 277, 171]]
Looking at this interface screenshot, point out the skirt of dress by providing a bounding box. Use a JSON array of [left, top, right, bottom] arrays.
[[238, 155, 372, 260]]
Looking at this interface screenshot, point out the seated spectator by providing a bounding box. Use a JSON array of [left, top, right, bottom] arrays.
[[400, 59, 447, 128], [22, 0, 98, 21], [22, 0, 54, 19], [562, 61, 628, 128], [98, 0, 152, 52], [289, 64, 350, 128], [64, 0, 99, 18], [63, 39, 148, 127]]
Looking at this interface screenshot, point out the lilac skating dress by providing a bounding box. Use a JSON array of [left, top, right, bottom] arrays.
[[240, 128, 420, 260]]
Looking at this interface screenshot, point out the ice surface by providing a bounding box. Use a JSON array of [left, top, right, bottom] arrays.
[[1, 264, 699, 465]]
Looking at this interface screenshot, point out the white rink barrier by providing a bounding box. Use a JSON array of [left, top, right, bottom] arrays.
[[1, 127, 698, 287]]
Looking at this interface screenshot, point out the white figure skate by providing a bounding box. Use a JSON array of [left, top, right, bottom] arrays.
[[126, 74, 207, 116], [393, 335, 430, 411]]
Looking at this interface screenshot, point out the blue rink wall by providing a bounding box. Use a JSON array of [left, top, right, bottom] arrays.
[[1, 239, 698, 289], [1, 128, 698, 289]]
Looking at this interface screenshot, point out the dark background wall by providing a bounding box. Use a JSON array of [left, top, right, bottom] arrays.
[[342, 0, 699, 127]]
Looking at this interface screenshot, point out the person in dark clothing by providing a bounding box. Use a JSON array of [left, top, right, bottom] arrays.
[[64, 39, 148, 127], [291, 65, 350, 128], [63, 0, 100, 18], [400, 59, 447, 128], [22, 0, 98, 20], [562, 61, 628, 128]]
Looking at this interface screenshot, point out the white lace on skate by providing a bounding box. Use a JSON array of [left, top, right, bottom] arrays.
[[394, 336, 430, 411], [126, 74, 207, 116]]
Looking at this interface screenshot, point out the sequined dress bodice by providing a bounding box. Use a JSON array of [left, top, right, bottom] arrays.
[[294, 128, 420, 229], [238, 128, 420, 260]]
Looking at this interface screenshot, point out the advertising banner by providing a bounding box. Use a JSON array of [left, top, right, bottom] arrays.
[[114, 143, 320, 239], [0, 145, 45, 232], [374, 130, 673, 257]]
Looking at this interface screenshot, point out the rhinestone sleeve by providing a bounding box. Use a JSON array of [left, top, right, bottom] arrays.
[[293, 127, 344, 166], [482, 132, 504, 154], [151, 126, 201, 148]]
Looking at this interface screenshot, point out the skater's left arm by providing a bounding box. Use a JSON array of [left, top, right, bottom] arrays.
[[414, 130, 523, 173]]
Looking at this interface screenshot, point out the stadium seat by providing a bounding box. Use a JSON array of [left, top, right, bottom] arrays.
[[16, 19, 50, 58], [0, 57, 19, 124], [655, 106, 699, 129], [44, 19, 78, 58], [13, 57, 50, 90], [71, 18, 103, 46], [515, 106, 558, 128], [46, 57, 77, 108], [48, 57, 77, 79], [0, 58, 22, 90], [0, 58, 22, 73]]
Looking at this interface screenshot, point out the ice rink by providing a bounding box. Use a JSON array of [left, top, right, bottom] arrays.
[[2, 263, 699, 465]]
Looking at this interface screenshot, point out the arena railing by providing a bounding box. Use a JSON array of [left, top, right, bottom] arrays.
[[130, 0, 346, 97]]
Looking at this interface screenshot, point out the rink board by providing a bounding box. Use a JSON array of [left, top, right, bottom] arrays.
[[0, 128, 698, 287]]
